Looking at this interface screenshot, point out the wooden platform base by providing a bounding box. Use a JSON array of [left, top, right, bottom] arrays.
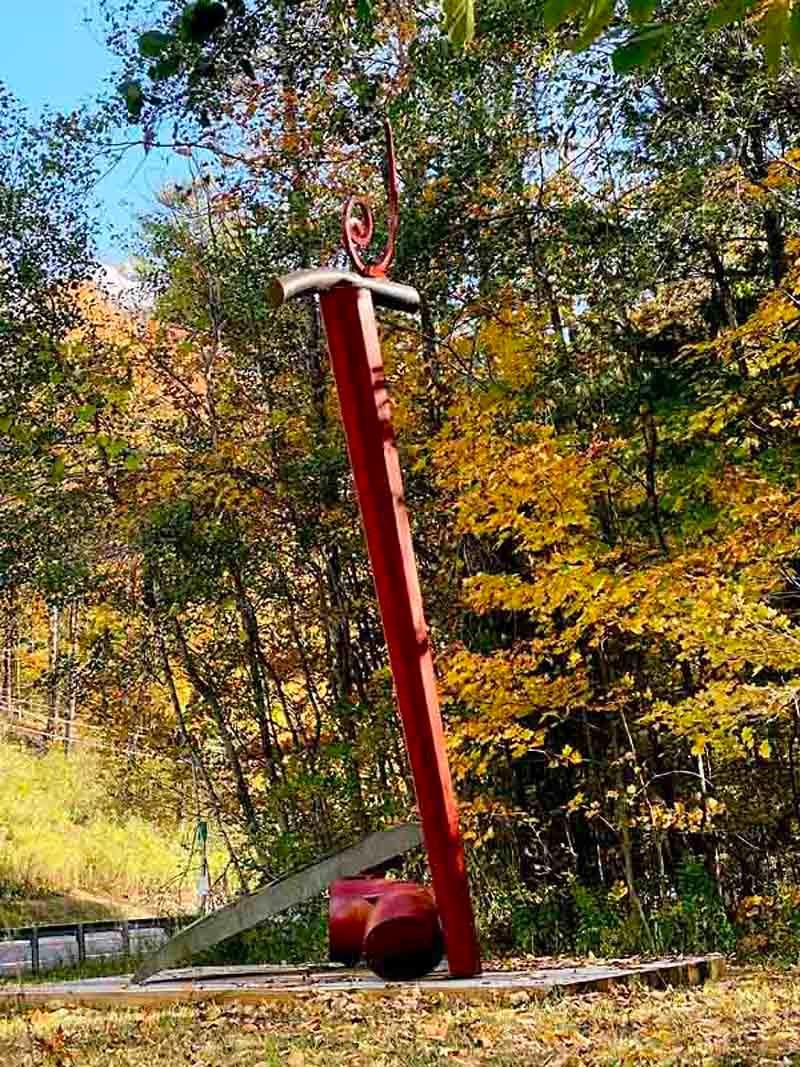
[[0, 955, 724, 1010]]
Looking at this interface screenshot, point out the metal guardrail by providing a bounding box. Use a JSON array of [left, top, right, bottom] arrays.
[[0, 916, 183, 976]]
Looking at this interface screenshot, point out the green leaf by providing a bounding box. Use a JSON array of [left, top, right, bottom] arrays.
[[543, 0, 585, 31], [106, 438, 128, 460], [51, 456, 65, 483], [76, 403, 97, 425], [138, 30, 173, 58], [125, 451, 142, 472], [706, 0, 757, 32], [288, 189, 309, 218], [0, 414, 12, 433], [149, 55, 182, 81], [119, 80, 144, 121], [627, 0, 658, 24], [612, 22, 672, 72], [352, 76, 378, 106], [356, 0, 374, 28], [570, 0, 614, 50], [443, 0, 475, 47], [760, 0, 790, 74]]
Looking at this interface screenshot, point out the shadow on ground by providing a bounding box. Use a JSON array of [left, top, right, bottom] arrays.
[[0, 891, 126, 929]]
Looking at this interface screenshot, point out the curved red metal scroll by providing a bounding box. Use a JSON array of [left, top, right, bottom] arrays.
[[342, 119, 399, 278]]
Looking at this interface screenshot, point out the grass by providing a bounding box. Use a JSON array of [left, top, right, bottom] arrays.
[[1, 966, 799, 1065], [1, 951, 146, 986], [0, 892, 139, 929], [0, 741, 198, 927]]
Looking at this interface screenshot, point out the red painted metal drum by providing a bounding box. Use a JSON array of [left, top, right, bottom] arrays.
[[330, 878, 421, 901], [329, 893, 373, 966], [363, 885, 444, 981], [328, 878, 423, 966]]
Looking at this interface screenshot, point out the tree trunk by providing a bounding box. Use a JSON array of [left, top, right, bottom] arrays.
[[745, 126, 787, 284], [707, 242, 738, 331], [63, 602, 78, 755], [172, 617, 269, 869], [46, 604, 61, 746], [1, 593, 16, 720], [641, 403, 668, 555], [229, 562, 283, 786], [158, 629, 248, 889]]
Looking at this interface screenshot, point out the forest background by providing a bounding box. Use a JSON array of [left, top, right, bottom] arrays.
[[3, 0, 800, 962]]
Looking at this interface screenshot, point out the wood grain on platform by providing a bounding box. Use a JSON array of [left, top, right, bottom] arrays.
[[0, 955, 724, 1010]]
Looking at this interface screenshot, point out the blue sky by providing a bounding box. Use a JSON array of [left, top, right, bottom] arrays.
[[0, 1, 187, 259]]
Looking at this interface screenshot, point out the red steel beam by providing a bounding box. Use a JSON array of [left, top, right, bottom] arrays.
[[319, 283, 481, 979]]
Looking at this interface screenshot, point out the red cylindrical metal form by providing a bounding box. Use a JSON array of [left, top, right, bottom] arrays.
[[363, 886, 444, 981], [319, 285, 481, 979], [330, 878, 423, 901], [329, 893, 373, 967], [328, 878, 424, 967]]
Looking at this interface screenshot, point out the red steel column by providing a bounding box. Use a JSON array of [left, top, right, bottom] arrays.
[[319, 284, 481, 978]]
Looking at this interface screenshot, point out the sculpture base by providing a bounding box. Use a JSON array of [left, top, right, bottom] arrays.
[[0, 955, 724, 1009]]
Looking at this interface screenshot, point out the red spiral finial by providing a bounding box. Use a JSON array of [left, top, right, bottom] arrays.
[[342, 119, 399, 278]]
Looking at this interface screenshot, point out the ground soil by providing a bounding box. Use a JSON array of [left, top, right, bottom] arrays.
[[1, 964, 799, 1065]]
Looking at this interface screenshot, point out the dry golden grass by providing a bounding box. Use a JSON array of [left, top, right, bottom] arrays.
[[0, 742, 200, 925], [2, 966, 800, 1066]]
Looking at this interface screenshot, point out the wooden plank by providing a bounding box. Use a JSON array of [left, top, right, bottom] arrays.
[[133, 823, 423, 984], [121, 921, 131, 957], [30, 927, 40, 976], [76, 924, 86, 965], [2, 955, 725, 1011]]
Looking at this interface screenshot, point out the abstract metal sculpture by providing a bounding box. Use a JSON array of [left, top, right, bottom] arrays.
[[270, 120, 481, 979]]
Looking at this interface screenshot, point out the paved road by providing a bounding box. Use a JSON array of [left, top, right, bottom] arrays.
[[0, 926, 169, 975]]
